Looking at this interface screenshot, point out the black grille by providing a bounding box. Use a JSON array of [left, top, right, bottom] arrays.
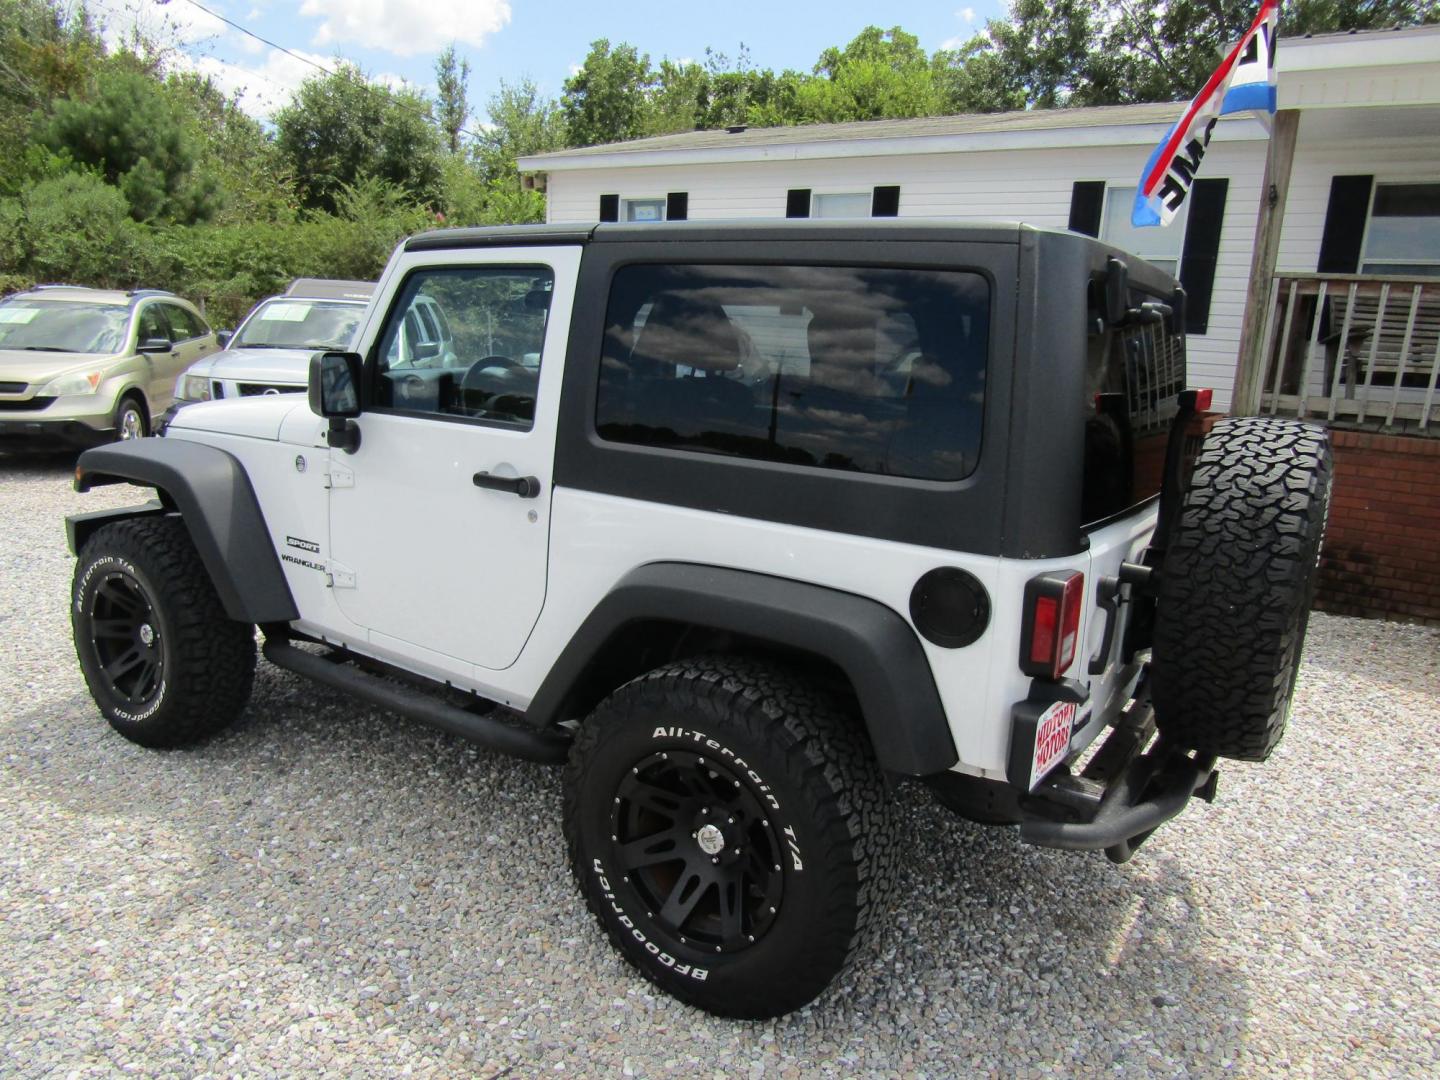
[[237, 383, 300, 397], [0, 395, 54, 412], [0, 382, 27, 395]]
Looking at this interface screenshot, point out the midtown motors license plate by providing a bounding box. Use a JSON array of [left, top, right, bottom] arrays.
[[1030, 699, 1077, 789]]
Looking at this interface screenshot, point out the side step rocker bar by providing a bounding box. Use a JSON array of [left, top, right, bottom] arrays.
[[263, 639, 571, 764]]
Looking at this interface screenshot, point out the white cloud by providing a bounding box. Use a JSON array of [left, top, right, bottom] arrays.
[[957, 6, 976, 23], [940, 36, 966, 50], [88, 0, 230, 51], [299, 0, 510, 58], [172, 46, 333, 119]]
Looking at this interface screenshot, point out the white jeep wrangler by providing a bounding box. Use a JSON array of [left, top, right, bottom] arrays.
[[66, 221, 1331, 1019]]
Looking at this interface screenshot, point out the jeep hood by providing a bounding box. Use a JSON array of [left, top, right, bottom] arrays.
[[0, 348, 117, 382], [166, 394, 307, 440], [188, 346, 316, 384]]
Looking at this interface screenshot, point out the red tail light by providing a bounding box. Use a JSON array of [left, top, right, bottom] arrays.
[[1021, 572, 1085, 679]]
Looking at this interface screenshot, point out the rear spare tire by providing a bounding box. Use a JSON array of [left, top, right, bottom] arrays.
[[1151, 416, 1332, 762]]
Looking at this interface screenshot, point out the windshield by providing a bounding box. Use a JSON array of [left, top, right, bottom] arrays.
[[0, 301, 130, 354], [233, 299, 365, 350]]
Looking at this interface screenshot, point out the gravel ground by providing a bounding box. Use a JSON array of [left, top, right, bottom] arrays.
[[2, 445, 1438, 1079]]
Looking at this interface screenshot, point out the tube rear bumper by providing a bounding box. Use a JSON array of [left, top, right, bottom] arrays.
[[1015, 679, 1218, 863]]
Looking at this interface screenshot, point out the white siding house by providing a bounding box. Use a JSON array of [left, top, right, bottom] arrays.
[[521, 26, 1440, 417]]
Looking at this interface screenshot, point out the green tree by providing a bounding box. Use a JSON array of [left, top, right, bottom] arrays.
[[645, 58, 708, 135], [43, 60, 216, 222], [1103, 0, 1440, 105], [476, 77, 567, 182], [938, 0, 1440, 113], [434, 42, 471, 155], [562, 39, 654, 146], [164, 70, 293, 224], [274, 63, 443, 214], [17, 171, 150, 286]]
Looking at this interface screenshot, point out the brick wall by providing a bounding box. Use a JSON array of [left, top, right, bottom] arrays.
[[1317, 429, 1440, 625]]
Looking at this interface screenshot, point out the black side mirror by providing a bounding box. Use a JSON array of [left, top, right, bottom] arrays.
[[413, 340, 441, 361], [309, 351, 363, 418], [309, 351, 364, 453], [216, 329, 233, 348], [138, 337, 173, 353]]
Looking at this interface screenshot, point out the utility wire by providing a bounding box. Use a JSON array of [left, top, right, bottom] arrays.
[[174, 0, 485, 140]]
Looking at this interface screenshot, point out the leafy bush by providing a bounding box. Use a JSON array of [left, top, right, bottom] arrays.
[[19, 172, 150, 286]]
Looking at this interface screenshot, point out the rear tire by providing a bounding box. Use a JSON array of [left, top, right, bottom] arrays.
[[72, 517, 256, 747], [563, 656, 895, 1019], [1151, 416, 1332, 761]]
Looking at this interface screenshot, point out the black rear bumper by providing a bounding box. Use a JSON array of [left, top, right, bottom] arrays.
[[1018, 684, 1218, 863]]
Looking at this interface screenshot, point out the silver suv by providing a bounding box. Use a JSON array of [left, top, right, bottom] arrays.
[[0, 286, 217, 446], [163, 279, 373, 426]]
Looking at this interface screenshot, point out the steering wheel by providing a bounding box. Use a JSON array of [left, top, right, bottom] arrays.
[[467, 354, 526, 376]]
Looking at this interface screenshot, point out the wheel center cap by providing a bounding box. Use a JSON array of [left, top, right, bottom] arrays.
[[695, 823, 726, 855], [139, 624, 155, 647]]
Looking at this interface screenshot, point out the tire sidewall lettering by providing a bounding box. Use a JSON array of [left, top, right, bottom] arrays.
[[590, 857, 708, 982], [75, 554, 167, 722]]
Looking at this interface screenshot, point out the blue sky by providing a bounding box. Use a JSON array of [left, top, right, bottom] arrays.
[[85, 0, 1010, 121]]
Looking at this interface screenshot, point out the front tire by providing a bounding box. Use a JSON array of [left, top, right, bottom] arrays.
[[113, 394, 148, 441], [72, 517, 256, 747], [563, 657, 894, 1019]]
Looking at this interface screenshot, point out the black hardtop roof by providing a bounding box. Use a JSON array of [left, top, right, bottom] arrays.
[[404, 218, 1043, 252]]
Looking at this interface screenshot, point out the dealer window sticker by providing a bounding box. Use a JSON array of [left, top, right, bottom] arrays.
[[258, 302, 312, 322]]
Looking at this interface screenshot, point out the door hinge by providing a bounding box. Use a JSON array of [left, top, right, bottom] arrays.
[[327, 562, 356, 589], [323, 465, 355, 489]]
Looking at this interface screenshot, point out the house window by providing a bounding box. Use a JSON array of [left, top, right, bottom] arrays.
[[811, 192, 872, 219], [1101, 186, 1189, 277], [624, 198, 666, 223], [1362, 183, 1440, 276]]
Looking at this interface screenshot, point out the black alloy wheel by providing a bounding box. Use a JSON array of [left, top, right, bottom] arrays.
[[564, 656, 896, 1019], [82, 565, 165, 712], [611, 749, 784, 954], [72, 517, 257, 747]]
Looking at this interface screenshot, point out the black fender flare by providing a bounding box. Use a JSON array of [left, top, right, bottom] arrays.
[[71, 438, 300, 624], [524, 562, 958, 777]]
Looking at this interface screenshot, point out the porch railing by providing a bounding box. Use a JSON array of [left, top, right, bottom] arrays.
[[1255, 273, 1440, 434]]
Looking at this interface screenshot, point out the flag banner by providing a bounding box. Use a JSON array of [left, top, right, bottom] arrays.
[[1133, 0, 1279, 227]]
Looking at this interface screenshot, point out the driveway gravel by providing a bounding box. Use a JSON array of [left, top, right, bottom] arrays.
[[2, 445, 1438, 1078]]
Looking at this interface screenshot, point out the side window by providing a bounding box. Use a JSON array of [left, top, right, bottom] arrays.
[[596, 264, 989, 481], [161, 303, 205, 341], [373, 266, 554, 428], [1081, 278, 1187, 524], [135, 305, 170, 347]]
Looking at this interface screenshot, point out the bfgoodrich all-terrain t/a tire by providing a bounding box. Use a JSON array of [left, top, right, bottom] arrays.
[[563, 657, 896, 1019], [72, 516, 256, 748], [1152, 416, 1333, 762]]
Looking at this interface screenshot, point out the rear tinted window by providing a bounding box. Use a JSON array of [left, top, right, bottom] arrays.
[[597, 264, 989, 481], [1082, 285, 1186, 524]]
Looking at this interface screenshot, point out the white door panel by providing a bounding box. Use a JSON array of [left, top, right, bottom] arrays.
[[326, 245, 580, 672]]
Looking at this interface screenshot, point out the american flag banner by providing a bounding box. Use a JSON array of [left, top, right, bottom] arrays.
[[1133, 0, 1280, 227]]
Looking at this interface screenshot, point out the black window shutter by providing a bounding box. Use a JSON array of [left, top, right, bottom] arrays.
[[1316, 175, 1374, 273], [665, 192, 688, 221], [871, 185, 900, 217], [599, 194, 619, 222], [1068, 181, 1106, 238], [785, 189, 811, 218], [1177, 178, 1228, 336]]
